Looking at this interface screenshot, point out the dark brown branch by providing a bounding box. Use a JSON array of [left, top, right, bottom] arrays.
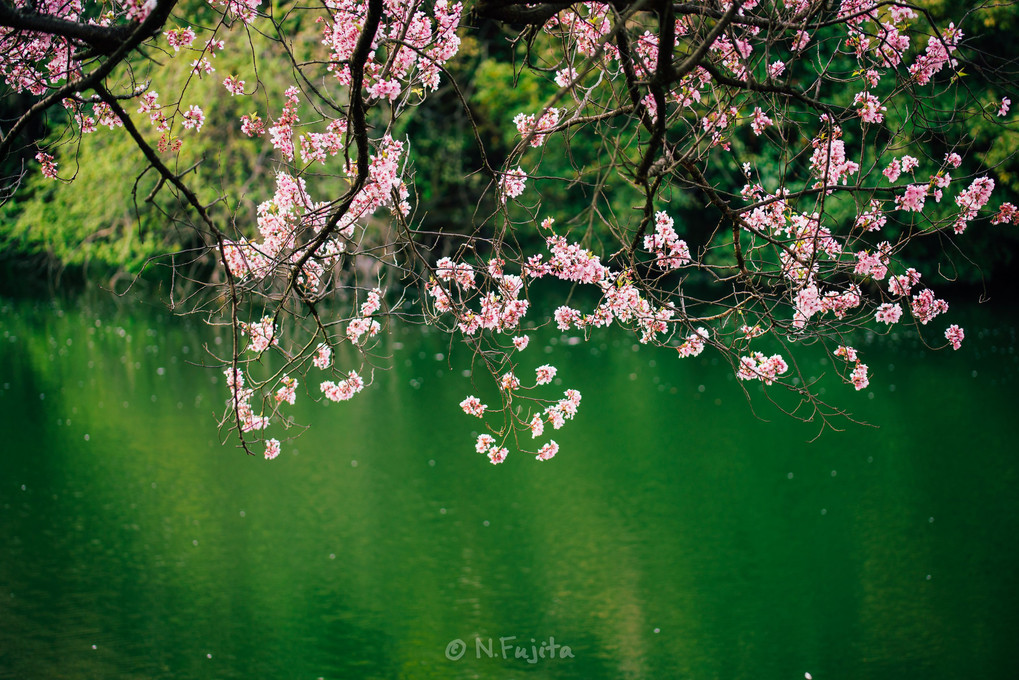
[[95, 84, 220, 237], [0, 0, 135, 54], [473, 0, 574, 25], [287, 0, 383, 287]]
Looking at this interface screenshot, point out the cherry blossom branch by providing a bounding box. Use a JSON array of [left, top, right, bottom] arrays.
[[0, 0, 178, 159]]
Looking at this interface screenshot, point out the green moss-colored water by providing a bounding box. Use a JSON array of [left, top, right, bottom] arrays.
[[1, 296, 1017, 679]]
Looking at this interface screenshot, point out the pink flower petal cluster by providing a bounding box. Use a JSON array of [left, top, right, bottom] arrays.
[[165, 27, 197, 51], [459, 396, 487, 417], [895, 184, 927, 212], [35, 152, 58, 179], [854, 91, 886, 123], [643, 211, 691, 270], [240, 114, 264, 137], [268, 87, 300, 160], [750, 107, 772, 136], [275, 375, 297, 405], [850, 363, 870, 390], [241, 315, 278, 353], [347, 317, 381, 343], [854, 244, 890, 280], [435, 257, 476, 289], [514, 108, 562, 147], [224, 368, 270, 432], [809, 133, 859, 187], [874, 302, 902, 324], [854, 200, 886, 232], [223, 75, 245, 95], [676, 327, 709, 358], [536, 440, 559, 461], [500, 372, 520, 391], [945, 324, 965, 350], [499, 167, 527, 202], [543, 389, 581, 430], [313, 343, 332, 369], [736, 353, 789, 385], [908, 24, 961, 85], [888, 268, 921, 297], [535, 365, 557, 385], [299, 119, 347, 165], [835, 342, 868, 390], [953, 176, 994, 234], [264, 438, 281, 460], [910, 289, 948, 325], [181, 105, 205, 131], [528, 413, 544, 438], [991, 203, 1018, 225], [320, 0, 461, 97], [320, 372, 364, 402]]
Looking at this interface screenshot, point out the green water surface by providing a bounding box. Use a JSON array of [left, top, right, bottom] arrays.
[[1, 296, 1017, 679]]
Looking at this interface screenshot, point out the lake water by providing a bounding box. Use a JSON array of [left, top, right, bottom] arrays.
[[1, 295, 1018, 679]]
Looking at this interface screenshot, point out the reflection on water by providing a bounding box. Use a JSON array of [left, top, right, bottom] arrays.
[[1, 296, 1018, 679]]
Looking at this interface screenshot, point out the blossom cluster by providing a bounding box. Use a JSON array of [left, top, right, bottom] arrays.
[[643, 212, 691, 270], [835, 345, 869, 391], [736, 353, 789, 385]]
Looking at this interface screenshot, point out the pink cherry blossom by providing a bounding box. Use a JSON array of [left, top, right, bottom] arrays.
[[851, 363, 870, 391], [460, 396, 487, 417], [835, 345, 859, 363], [536, 440, 559, 461], [910, 289, 948, 324], [313, 343, 332, 370], [500, 372, 520, 391], [181, 105, 205, 131], [953, 176, 995, 234], [854, 91, 886, 123], [736, 353, 789, 385], [514, 107, 561, 147], [750, 107, 772, 136], [874, 303, 903, 325], [240, 114, 265, 137], [241, 316, 277, 353], [888, 268, 921, 297], [992, 203, 1018, 225], [895, 184, 927, 213], [165, 27, 197, 51], [535, 365, 557, 385], [499, 167, 527, 202], [883, 159, 902, 183], [35, 152, 58, 179], [223, 76, 245, 95], [945, 324, 965, 350], [554, 68, 577, 87], [264, 439, 281, 460], [528, 414, 545, 438], [275, 376, 297, 405], [643, 211, 691, 269]]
